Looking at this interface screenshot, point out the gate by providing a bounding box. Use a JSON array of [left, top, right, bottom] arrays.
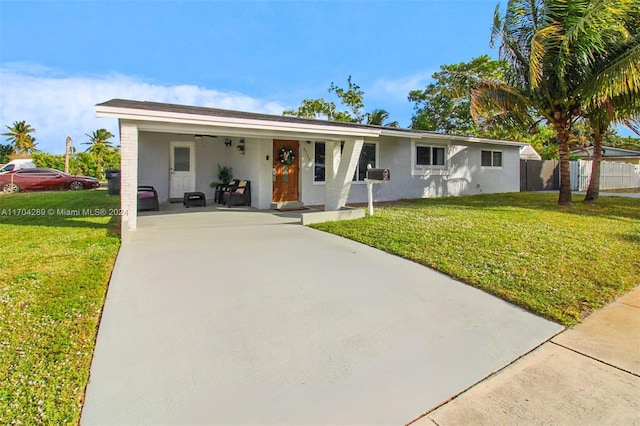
[[520, 160, 559, 191]]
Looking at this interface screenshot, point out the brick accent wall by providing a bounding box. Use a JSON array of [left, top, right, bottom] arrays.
[[120, 121, 139, 232]]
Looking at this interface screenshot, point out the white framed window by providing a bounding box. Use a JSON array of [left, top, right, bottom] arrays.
[[481, 150, 503, 167], [412, 141, 449, 175], [314, 141, 325, 182], [314, 141, 378, 183]]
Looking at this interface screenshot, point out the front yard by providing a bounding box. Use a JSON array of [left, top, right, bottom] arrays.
[[0, 190, 638, 422], [0, 191, 120, 424], [312, 192, 640, 326]]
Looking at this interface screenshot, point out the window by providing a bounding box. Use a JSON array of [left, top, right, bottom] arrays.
[[416, 145, 446, 167], [314, 142, 325, 182], [314, 141, 377, 182], [481, 150, 503, 167], [173, 147, 191, 171], [357, 143, 376, 180]]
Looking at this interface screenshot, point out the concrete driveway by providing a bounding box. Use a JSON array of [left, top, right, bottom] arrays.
[[82, 207, 562, 425]]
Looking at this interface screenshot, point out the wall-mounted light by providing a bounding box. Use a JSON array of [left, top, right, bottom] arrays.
[[237, 138, 245, 154], [224, 138, 232, 147]]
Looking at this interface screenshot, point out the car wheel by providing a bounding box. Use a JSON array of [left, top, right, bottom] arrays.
[[2, 183, 19, 193], [70, 181, 84, 190]]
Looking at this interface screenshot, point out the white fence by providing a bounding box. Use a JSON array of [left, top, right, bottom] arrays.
[[569, 160, 640, 191]]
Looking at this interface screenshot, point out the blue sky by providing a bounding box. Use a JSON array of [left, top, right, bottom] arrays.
[[1, 0, 503, 153]]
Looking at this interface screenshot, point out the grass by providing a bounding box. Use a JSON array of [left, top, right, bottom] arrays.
[[0, 190, 121, 424], [311, 192, 640, 326], [603, 187, 640, 193]]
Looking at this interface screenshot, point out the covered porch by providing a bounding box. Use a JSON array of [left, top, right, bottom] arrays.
[[98, 100, 382, 232]]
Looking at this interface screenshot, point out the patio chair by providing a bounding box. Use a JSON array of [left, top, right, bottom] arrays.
[[223, 180, 251, 207], [138, 185, 159, 211], [214, 179, 240, 204]]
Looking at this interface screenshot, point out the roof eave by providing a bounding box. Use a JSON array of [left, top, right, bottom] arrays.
[[97, 105, 381, 138]]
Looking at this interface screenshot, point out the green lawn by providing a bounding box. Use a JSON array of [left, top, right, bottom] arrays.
[[312, 192, 640, 326], [0, 191, 121, 424]]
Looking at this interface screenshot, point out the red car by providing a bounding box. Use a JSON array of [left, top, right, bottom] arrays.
[[0, 168, 100, 193]]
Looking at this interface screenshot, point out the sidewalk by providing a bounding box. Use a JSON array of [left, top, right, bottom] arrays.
[[412, 286, 640, 425]]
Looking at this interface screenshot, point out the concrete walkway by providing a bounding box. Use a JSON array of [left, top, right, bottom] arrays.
[[414, 286, 640, 425], [82, 206, 562, 425]]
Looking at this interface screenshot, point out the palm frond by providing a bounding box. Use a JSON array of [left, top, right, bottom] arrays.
[[529, 24, 562, 89], [622, 119, 640, 135], [471, 79, 536, 132], [581, 36, 640, 107]]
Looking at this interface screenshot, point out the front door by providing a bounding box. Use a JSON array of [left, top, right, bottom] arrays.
[[169, 141, 195, 199], [272, 140, 299, 202]]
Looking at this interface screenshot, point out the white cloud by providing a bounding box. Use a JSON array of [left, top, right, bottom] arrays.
[[368, 71, 436, 102], [0, 63, 287, 154]]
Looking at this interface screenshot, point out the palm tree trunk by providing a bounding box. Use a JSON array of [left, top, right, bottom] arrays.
[[557, 125, 572, 205], [584, 127, 603, 203]]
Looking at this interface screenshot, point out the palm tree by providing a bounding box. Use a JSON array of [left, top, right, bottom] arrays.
[[366, 109, 400, 127], [2, 120, 37, 155], [83, 129, 115, 179], [471, 0, 639, 205], [583, 98, 640, 202], [582, 23, 640, 201]]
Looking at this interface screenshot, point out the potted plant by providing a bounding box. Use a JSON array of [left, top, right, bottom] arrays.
[[210, 165, 234, 203], [210, 164, 233, 188]]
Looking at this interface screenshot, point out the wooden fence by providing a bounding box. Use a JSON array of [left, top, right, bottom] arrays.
[[569, 160, 640, 191]]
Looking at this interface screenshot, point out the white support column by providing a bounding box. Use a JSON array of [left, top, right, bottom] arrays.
[[324, 139, 364, 211], [324, 140, 341, 210], [119, 121, 139, 235]]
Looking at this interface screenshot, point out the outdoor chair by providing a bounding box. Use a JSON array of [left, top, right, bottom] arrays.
[[223, 180, 251, 207], [214, 179, 240, 204], [138, 185, 159, 211]]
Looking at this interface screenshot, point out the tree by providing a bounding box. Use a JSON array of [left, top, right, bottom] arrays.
[[409, 55, 513, 138], [366, 109, 399, 127], [328, 76, 366, 123], [471, 0, 640, 205], [283, 76, 398, 126], [83, 129, 116, 179], [0, 144, 15, 163], [2, 120, 37, 155], [582, 30, 640, 201]]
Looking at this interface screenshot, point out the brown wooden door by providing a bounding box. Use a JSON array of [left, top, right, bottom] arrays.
[[273, 140, 299, 202]]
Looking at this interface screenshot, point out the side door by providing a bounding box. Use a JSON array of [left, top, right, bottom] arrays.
[[169, 141, 196, 199]]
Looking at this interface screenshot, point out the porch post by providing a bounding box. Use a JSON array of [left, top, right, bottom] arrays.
[[324, 138, 364, 211], [119, 121, 139, 235], [324, 140, 340, 210]]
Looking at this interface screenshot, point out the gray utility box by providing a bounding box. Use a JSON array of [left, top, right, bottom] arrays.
[[105, 169, 121, 196], [366, 168, 390, 181]]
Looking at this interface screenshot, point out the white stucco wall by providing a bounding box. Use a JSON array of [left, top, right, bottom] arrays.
[[138, 133, 274, 208], [222, 137, 273, 209], [299, 136, 520, 205], [137, 131, 520, 210], [138, 131, 229, 202]]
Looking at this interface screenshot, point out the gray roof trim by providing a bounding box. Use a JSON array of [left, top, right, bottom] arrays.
[[572, 146, 640, 157], [97, 99, 399, 133], [96, 98, 526, 146]]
